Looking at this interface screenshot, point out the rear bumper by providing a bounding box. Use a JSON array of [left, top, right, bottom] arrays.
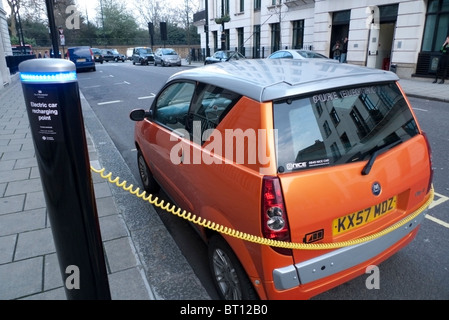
[[273, 208, 428, 290]]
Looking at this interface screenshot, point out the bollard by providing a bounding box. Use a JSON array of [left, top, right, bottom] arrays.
[[19, 58, 111, 300]]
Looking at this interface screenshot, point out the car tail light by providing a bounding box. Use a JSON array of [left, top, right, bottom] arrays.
[[422, 132, 434, 193], [261, 176, 292, 255], [89, 48, 94, 60]]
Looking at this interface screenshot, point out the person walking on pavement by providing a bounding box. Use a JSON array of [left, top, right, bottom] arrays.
[[433, 35, 449, 84], [340, 37, 348, 63], [332, 40, 342, 62]]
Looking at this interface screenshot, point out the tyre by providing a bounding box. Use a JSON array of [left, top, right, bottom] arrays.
[[137, 150, 160, 194], [208, 235, 259, 300]]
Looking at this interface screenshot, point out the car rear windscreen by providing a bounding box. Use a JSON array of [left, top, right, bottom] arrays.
[[273, 82, 419, 173]]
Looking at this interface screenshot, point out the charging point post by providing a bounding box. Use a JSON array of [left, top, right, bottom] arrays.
[[19, 59, 111, 300]]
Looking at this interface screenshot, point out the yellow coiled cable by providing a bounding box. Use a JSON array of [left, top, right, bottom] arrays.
[[91, 166, 434, 250]]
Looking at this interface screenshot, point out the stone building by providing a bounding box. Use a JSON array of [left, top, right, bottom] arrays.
[[194, 0, 449, 79]]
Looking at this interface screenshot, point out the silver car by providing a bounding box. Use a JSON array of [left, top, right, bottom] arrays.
[[154, 48, 181, 67]]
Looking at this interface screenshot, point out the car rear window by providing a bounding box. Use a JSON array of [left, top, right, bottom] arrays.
[[273, 82, 419, 173]]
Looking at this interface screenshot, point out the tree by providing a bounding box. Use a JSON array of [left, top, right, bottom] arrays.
[[95, 0, 140, 45]]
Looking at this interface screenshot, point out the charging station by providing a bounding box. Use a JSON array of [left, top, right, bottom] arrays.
[[19, 58, 111, 300]]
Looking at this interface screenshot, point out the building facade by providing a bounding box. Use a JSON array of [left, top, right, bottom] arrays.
[[1, 0, 12, 90], [194, 0, 449, 79]]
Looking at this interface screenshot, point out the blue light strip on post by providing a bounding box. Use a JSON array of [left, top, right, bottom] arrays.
[[20, 71, 77, 83]]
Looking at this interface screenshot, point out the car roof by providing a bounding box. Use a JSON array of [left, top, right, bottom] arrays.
[[168, 59, 399, 102]]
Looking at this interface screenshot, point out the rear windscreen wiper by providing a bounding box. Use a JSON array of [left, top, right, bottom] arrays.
[[362, 140, 402, 175]]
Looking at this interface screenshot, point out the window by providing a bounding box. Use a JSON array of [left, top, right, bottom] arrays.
[[273, 83, 418, 172], [254, 0, 261, 11], [253, 25, 261, 58], [213, 31, 218, 51], [422, 0, 449, 51], [154, 82, 196, 131], [239, 0, 244, 12], [330, 108, 340, 126], [237, 28, 244, 55], [323, 121, 332, 137], [271, 23, 281, 53], [292, 20, 304, 49], [189, 84, 241, 144]]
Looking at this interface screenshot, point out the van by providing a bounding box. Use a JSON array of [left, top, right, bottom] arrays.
[[126, 48, 134, 61], [67, 46, 96, 72]]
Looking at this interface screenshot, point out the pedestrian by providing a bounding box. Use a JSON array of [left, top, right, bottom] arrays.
[[433, 35, 449, 84], [44, 50, 50, 58], [38, 52, 42, 58], [340, 37, 348, 63], [332, 40, 341, 62]]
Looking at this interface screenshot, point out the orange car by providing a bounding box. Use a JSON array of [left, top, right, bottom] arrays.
[[130, 59, 434, 300]]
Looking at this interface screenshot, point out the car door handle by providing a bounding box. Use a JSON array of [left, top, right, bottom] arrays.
[[178, 147, 184, 164]]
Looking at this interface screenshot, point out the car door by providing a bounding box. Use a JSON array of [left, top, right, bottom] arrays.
[[141, 81, 197, 210]]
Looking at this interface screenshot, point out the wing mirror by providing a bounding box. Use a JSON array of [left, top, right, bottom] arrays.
[[129, 109, 152, 121]]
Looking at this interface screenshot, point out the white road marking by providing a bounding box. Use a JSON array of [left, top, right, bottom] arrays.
[[413, 108, 428, 112], [429, 191, 449, 209], [138, 94, 155, 99], [97, 100, 121, 105], [426, 191, 449, 228], [426, 214, 449, 228]]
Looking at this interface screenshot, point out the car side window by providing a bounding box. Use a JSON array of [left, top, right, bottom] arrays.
[[153, 82, 196, 132], [270, 51, 283, 59], [188, 83, 241, 144]]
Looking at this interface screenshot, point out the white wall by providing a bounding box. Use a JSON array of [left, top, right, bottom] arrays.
[[0, 2, 12, 89]]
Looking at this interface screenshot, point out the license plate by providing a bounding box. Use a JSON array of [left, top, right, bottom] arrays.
[[76, 58, 86, 62], [332, 196, 397, 235]]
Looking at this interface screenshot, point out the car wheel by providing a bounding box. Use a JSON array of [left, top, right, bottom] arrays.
[[137, 150, 160, 194], [208, 235, 259, 300], [133, 61, 135, 65]]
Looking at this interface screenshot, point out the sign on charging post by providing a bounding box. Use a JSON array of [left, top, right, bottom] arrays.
[[19, 59, 111, 300]]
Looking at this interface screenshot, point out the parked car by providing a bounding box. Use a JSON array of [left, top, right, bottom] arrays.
[[101, 48, 125, 62], [129, 59, 433, 300], [126, 47, 134, 61], [67, 46, 96, 72], [132, 47, 155, 65], [154, 48, 181, 67], [91, 48, 104, 64], [204, 50, 245, 65], [268, 49, 333, 60]]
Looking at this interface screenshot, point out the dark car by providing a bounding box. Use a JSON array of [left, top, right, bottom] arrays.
[[102, 48, 125, 62], [132, 47, 154, 65], [204, 50, 245, 65], [67, 46, 96, 72], [91, 48, 104, 64]]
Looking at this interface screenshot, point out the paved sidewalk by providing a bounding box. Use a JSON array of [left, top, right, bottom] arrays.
[[0, 61, 447, 300], [0, 73, 209, 300]]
